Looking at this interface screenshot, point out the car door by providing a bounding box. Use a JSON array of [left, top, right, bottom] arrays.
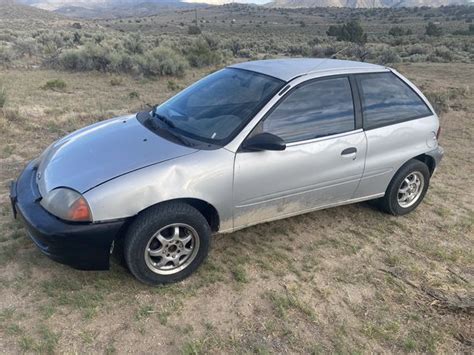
[[232, 76, 367, 230], [352, 72, 437, 199]]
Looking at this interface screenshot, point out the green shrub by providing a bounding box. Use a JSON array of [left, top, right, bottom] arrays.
[[342, 45, 370, 61], [13, 38, 37, 58], [452, 24, 474, 35], [58, 50, 82, 71], [142, 47, 187, 76], [327, 20, 367, 45], [434, 46, 453, 62], [108, 51, 135, 73], [425, 91, 448, 115], [426, 22, 442, 37], [327, 25, 340, 37], [407, 44, 429, 56], [0, 46, 13, 66], [0, 86, 6, 108], [287, 44, 311, 57], [188, 26, 202, 35], [311, 45, 327, 58], [123, 33, 144, 55], [42, 79, 67, 91], [110, 77, 123, 86], [167, 80, 181, 91], [58, 44, 111, 72], [407, 54, 428, 62], [378, 48, 401, 64], [57, 42, 188, 77], [389, 26, 413, 36], [226, 38, 241, 56], [72, 32, 82, 45], [128, 91, 140, 99], [186, 38, 222, 68]]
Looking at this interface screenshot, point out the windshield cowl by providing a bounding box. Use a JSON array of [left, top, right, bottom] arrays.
[[137, 111, 218, 150]]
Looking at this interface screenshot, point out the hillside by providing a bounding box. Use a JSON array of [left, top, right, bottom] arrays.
[[16, 0, 473, 10], [14, 0, 208, 18], [0, 2, 65, 29], [266, 0, 470, 8]]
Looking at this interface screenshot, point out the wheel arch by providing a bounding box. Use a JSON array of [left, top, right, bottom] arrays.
[[139, 198, 221, 233], [384, 154, 433, 196], [413, 153, 436, 176]]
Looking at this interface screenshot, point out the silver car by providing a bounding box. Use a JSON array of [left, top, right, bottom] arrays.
[[10, 59, 443, 285]]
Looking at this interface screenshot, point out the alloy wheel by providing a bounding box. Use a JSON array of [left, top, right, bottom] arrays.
[[144, 223, 200, 275], [397, 171, 425, 208]]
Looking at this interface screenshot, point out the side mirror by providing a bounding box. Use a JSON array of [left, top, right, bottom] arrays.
[[242, 132, 286, 152]]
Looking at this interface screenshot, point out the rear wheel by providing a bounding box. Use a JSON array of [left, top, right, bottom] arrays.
[[124, 202, 211, 285], [379, 159, 430, 216]]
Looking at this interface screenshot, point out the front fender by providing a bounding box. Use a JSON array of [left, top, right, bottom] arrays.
[[84, 149, 235, 231]]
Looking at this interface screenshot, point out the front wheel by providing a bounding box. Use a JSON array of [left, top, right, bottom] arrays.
[[124, 202, 211, 285], [379, 159, 430, 216]]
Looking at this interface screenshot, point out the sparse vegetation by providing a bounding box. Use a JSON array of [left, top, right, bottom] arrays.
[[128, 91, 140, 99], [109, 77, 123, 86], [389, 26, 413, 36], [0, 86, 6, 108], [42, 79, 66, 91]]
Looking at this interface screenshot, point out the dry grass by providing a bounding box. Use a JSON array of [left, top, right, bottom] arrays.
[[0, 61, 473, 353]]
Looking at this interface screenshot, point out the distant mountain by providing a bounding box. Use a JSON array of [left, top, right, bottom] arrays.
[[14, 0, 210, 18], [16, 0, 190, 11], [54, 1, 206, 18], [14, 0, 473, 18], [265, 0, 471, 8]]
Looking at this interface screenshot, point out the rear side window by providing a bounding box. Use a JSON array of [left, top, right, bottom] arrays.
[[357, 72, 432, 129], [261, 77, 355, 143]]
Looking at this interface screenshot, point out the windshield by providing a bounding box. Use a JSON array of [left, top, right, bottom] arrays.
[[154, 68, 284, 145]]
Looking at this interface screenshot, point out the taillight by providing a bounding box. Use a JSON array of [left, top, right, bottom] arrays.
[[436, 126, 441, 140]]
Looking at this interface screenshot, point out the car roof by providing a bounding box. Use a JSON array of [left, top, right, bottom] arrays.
[[228, 58, 385, 82]]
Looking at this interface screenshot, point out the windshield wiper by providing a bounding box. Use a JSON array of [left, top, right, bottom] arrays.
[[154, 112, 176, 129], [150, 111, 194, 147]]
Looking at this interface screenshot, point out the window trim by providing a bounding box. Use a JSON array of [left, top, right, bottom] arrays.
[[354, 72, 434, 131], [243, 74, 360, 146], [286, 128, 363, 147]]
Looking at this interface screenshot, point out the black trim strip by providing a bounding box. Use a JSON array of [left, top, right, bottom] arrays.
[[278, 84, 291, 96], [362, 113, 434, 131], [349, 75, 363, 130]]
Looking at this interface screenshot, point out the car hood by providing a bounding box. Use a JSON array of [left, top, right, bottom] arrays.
[[36, 114, 198, 195]]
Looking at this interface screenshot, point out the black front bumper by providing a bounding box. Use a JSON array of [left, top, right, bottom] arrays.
[[10, 162, 126, 270]]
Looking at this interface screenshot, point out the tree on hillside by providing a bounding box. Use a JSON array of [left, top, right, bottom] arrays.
[[425, 22, 442, 37], [326, 20, 367, 45], [327, 25, 340, 37], [389, 26, 413, 36], [188, 25, 202, 35]]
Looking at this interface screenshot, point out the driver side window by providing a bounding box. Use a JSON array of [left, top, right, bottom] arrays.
[[261, 77, 355, 143]]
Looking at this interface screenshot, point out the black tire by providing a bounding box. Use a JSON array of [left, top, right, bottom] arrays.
[[379, 159, 430, 216], [124, 202, 211, 285]]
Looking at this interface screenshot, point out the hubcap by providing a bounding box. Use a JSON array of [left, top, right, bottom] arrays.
[[397, 171, 424, 208], [144, 223, 200, 275]]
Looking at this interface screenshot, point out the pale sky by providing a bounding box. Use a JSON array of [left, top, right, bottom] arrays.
[[183, 0, 272, 4]]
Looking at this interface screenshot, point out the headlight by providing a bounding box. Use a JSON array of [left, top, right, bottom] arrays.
[[40, 188, 92, 222]]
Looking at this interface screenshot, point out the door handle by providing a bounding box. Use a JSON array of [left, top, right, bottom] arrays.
[[341, 147, 357, 155], [341, 147, 357, 160]]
